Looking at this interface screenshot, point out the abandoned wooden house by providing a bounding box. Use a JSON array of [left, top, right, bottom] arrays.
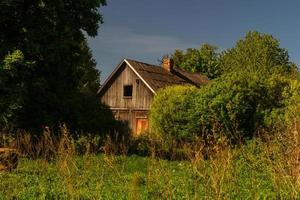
[[97, 58, 209, 136]]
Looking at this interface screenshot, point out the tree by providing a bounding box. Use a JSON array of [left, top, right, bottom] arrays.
[[156, 31, 300, 141], [221, 31, 297, 75], [171, 43, 222, 79], [0, 50, 33, 129], [0, 0, 111, 134]]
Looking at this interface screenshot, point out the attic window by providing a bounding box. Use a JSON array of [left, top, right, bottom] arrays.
[[123, 85, 133, 97]]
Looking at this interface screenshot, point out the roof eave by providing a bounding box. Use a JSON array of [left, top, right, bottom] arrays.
[[97, 59, 126, 96]]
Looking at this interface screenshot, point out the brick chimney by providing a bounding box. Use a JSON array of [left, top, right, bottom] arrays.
[[162, 57, 174, 72]]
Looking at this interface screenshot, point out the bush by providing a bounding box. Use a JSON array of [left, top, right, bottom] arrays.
[[194, 71, 300, 140], [150, 71, 300, 142], [150, 85, 199, 140]]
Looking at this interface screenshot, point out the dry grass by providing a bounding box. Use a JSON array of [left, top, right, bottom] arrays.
[[2, 121, 300, 199], [264, 121, 300, 199]]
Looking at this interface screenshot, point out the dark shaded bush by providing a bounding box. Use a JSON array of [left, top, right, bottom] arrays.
[[68, 91, 117, 135]]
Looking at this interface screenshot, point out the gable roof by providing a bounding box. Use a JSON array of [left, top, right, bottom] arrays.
[[97, 58, 209, 96]]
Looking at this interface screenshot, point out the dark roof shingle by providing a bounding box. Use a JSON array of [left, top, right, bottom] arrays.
[[126, 59, 209, 91]]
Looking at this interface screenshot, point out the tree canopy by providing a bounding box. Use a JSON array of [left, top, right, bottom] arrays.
[[170, 31, 298, 79], [0, 0, 113, 134], [153, 31, 300, 142], [221, 31, 297, 75], [171, 43, 222, 79]]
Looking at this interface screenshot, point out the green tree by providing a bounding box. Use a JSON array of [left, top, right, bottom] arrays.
[[171, 43, 221, 79], [157, 31, 300, 141], [0, 0, 112, 134], [0, 50, 33, 129], [221, 31, 297, 75]]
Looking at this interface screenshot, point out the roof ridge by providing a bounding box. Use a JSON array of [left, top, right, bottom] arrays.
[[126, 58, 202, 74], [125, 58, 161, 68]]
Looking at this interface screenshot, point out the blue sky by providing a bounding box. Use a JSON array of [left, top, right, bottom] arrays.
[[88, 0, 300, 82]]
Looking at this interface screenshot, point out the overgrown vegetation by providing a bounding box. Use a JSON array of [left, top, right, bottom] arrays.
[[2, 122, 300, 199], [150, 72, 300, 142], [153, 31, 300, 142]]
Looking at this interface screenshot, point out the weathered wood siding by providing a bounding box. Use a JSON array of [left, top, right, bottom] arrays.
[[101, 63, 154, 109], [113, 110, 148, 135], [100, 63, 153, 134]]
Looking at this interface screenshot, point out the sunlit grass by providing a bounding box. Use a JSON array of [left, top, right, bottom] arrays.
[[1, 123, 300, 199]]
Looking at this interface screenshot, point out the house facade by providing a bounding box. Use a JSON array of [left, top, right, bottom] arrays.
[[98, 58, 209, 136]]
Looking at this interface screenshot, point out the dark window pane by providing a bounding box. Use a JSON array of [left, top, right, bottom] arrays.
[[124, 85, 132, 97]]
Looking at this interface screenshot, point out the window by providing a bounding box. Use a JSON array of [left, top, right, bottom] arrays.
[[123, 85, 133, 97], [136, 118, 148, 136]]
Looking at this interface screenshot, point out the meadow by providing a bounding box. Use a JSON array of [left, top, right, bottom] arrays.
[[1, 2, 300, 199], [1, 124, 300, 199]]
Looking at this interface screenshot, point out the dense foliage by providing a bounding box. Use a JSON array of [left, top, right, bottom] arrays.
[[153, 31, 300, 141], [221, 31, 297, 74], [278, 77, 300, 125], [171, 43, 222, 79], [0, 0, 115, 134], [0, 50, 33, 129], [170, 32, 297, 79], [150, 86, 198, 139], [194, 72, 300, 140]]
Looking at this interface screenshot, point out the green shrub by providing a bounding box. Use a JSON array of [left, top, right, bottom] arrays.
[[150, 85, 199, 140], [194, 71, 300, 140], [150, 71, 300, 142]]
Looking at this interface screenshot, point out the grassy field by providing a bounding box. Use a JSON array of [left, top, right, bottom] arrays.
[[1, 137, 300, 200], [1, 124, 300, 199]]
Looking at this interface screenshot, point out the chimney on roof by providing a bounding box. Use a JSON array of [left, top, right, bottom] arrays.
[[162, 57, 174, 72]]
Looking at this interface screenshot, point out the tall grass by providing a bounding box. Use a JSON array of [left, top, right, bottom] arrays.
[[1, 122, 300, 198], [265, 121, 300, 199]]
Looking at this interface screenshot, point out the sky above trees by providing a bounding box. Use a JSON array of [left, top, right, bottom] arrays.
[[88, 0, 300, 81]]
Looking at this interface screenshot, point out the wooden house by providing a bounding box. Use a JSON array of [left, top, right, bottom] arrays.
[[98, 58, 209, 136]]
